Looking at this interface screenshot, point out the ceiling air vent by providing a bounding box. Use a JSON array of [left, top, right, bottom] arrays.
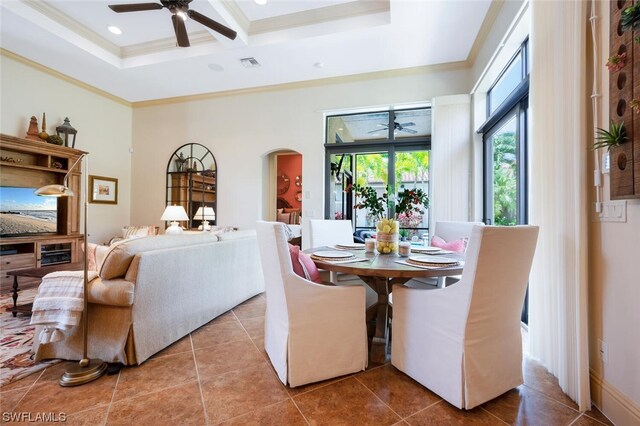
[[239, 57, 261, 68]]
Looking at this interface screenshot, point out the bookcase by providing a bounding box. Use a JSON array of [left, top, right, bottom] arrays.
[[0, 134, 85, 293]]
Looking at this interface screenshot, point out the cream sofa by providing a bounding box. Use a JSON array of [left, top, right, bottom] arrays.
[[34, 230, 264, 365]]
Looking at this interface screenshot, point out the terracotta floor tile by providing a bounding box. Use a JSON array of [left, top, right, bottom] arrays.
[[571, 414, 611, 426], [405, 401, 504, 425], [240, 294, 267, 306], [481, 386, 580, 426], [218, 399, 307, 426], [356, 364, 441, 418], [0, 370, 42, 392], [36, 361, 76, 383], [232, 301, 266, 320], [522, 358, 579, 410], [150, 335, 192, 359], [63, 406, 109, 426], [0, 388, 29, 413], [107, 381, 205, 425], [583, 406, 614, 425], [286, 374, 351, 397], [239, 316, 265, 340], [200, 364, 289, 424], [293, 376, 401, 426], [113, 352, 197, 402], [250, 336, 268, 360], [191, 319, 250, 350], [194, 339, 265, 380], [13, 372, 117, 415]]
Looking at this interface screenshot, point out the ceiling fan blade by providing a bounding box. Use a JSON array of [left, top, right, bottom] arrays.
[[368, 128, 388, 134], [172, 14, 190, 47], [398, 122, 416, 127], [400, 128, 418, 134], [187, 10, 237, 40], [108, 3, 163, 13]]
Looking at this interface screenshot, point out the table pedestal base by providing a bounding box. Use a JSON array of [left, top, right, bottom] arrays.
[[361, 276, 409, 364]]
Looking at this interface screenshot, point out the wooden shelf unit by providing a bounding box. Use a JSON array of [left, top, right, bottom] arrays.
[[169, 172, 217, 229], [0, 134, 85, 293], [609, 1, 640, 199]]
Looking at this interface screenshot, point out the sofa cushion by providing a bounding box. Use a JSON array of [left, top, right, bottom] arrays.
[[100, 233, 219, 279], [122, 225, 159, 238], [87, 277, 135, 306]]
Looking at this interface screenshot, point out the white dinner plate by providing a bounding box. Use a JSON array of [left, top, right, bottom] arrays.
[[411, 247, 443, 254], [312, 250, 354, 259], [335, 243, 365, 249], [408, 255, 459, 265]]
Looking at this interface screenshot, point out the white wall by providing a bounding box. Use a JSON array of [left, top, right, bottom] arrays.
[[587, 0, 640, 421], [131, 68, 471, 243], [0, 53, 133, 245]]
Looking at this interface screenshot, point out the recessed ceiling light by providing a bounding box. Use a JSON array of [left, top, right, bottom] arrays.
[[208, 63, 224, 72], [107, 25, 122, 35], [254, 0, 267, 5]]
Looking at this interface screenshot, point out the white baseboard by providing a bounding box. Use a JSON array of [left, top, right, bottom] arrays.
[[590, 369, 640, 426]]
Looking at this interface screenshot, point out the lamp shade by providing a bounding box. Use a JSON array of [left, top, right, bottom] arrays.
[[35, 184, 75, 197], [193, 206, 216, 221], [161, 205, 188, 221]]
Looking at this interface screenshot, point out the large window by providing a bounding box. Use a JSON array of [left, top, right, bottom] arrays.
[[480, 39, 529, 323], [325, 107, 431, 238]]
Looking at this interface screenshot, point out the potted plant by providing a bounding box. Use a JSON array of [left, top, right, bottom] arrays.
[[593, 120, 628, 151], [345, 184, 429, 254], [606, 52, 626, 72], [621, 1, 640, 32]]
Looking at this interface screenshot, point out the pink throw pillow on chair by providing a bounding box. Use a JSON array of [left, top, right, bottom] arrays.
[[431, 235, 467, 253], [288, 244, 323, 284]]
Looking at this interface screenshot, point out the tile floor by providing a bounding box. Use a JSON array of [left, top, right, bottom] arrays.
[[1, 294, 613, 425]]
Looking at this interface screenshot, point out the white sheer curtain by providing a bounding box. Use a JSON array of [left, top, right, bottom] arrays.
[[528, 0, 591, 411], [430, 94, 472, 229]]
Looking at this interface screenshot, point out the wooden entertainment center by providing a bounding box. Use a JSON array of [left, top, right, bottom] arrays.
[[0, 134, 85, 294]]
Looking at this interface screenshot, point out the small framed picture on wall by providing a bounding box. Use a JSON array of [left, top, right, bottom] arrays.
[[89, 175, 118, 204]]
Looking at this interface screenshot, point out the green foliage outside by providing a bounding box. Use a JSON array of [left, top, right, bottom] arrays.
[[492, 132, 517, 226]]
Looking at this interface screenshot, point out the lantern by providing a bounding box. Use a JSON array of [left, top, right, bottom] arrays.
[[56, 117, 77, 148]]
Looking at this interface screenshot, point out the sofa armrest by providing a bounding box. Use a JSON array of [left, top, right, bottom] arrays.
[[87, 277, 135, 307]]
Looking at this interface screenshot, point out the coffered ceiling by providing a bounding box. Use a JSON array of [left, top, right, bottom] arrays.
[[0, 0, 493, 102]]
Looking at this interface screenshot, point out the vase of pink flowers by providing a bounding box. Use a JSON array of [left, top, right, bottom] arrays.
[[346, 184, 429, 254]]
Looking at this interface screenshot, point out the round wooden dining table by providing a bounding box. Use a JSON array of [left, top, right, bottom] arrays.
[[307, 248, 464, 364]]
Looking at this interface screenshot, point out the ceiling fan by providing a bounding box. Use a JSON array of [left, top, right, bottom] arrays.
[[368, 121, 417, 135], [108, 0, 237, 48]]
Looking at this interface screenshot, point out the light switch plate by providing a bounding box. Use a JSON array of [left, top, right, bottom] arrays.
[[593, 200, 627, 222]]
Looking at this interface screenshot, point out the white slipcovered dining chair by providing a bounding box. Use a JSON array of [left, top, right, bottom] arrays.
[[407, 220, 484, 289], [256, 221, 368, 387], [307, 220, 378, 319], [391, 225, 539, 409]]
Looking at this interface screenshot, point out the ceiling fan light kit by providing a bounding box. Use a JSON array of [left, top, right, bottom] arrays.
[[108, 0, 237, 47]]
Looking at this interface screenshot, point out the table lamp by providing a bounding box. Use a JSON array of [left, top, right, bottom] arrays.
[[36, 153, 108, 386], [161, 205, 188, 234], [193, 206, 215, 231]]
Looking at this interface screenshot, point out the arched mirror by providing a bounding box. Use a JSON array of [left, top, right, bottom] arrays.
[[166, 143, 217, 230], [277, 173, 290, 195]]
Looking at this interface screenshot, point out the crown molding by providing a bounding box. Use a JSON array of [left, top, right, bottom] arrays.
[[467, 0, 505, 67], [132, 61, 469, 108], [121, 31, 214, 58], [1, 48, 131, 107], [249, 0, 390, 34], [23, 0, 121, 58]]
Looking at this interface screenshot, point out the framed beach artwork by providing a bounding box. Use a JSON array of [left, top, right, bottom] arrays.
[[89, 175, 118, 204]]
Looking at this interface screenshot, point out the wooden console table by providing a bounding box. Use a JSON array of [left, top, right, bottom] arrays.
[[6, 262, 83, 317]]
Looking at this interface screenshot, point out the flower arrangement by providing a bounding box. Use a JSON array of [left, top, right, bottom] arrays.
[[606, 52, 627, 72], [345, 184, 429, 221], [631, 99, 640, 115]]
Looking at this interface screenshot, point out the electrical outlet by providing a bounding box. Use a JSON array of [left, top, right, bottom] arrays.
[[592, 200, 627, 223], [599, 339, 609, 364]]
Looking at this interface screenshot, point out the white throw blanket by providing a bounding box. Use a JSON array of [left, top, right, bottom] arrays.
[[30, 270, 98, 344]]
